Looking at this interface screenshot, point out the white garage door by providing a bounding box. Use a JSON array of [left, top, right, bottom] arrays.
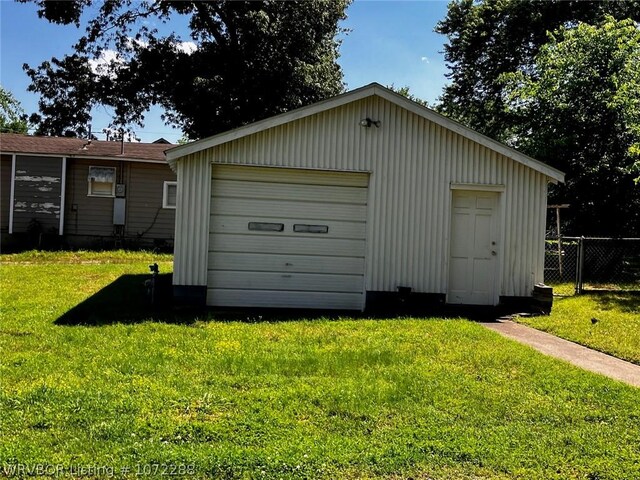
[[207, 165, 369, 310]]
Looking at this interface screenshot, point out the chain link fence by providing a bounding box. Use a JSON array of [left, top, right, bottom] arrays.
[[544, 237, 580, 295], [544, 237, 640, 295]]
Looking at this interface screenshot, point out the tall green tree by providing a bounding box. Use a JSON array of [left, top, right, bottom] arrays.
[[436, 0, 640, 236], [0, 86, 29, 134], [21, 0, 350, 139], [435, 0, 640, 140], [501, 17, 640, 236]]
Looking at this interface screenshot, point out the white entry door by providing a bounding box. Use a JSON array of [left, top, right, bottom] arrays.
[[448, 190, 500, 305]]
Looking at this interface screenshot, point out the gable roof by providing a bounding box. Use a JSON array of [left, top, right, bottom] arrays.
[[0, 133, 171, 163], [166, 83, 564, 183]]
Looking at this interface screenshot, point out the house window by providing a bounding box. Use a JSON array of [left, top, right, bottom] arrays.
[[88, 166, 116, 197], [163, 181, 177, 209]]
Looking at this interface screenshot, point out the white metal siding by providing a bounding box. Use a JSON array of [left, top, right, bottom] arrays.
[[176, 95, 551, 298], [173, 152, 211, 286], [208, 165, 368, 309]]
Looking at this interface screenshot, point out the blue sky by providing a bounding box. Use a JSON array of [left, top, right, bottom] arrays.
[[0, 0, 450, 143]]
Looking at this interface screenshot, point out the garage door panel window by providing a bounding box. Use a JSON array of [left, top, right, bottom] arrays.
[[293, 224, 329, 234], [248, 222, 284, 232]]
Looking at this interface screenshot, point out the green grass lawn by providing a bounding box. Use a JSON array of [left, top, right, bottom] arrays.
[[516, 292, 640, 366], [1, 252, 639, 479]]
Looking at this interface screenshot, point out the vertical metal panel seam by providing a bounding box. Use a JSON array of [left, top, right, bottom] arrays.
[[505, 157, 514, 296], [200, 151, 212, 285], [431, 125, 442, 290], [173, 160, 185, 284], [515, 163, 525, 295]]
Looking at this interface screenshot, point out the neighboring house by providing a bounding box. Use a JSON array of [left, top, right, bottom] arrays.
[[166, 83, 565, 311], [0, 133, 176, 250]]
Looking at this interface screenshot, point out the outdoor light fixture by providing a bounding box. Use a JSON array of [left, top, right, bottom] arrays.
[[359, 117, 381, 128]]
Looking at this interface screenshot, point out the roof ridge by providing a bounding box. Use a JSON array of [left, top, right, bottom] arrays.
[[0, 132, 172, 162], [165, 83, 564, 183]]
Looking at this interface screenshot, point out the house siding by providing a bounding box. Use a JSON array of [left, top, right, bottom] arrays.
[[63, 158, 176, 247], [176, 95, 551, 298], [1, 154, 11, 233], [126, 162, 176, 242], [12, 155, 62, 234], [64, 158, 119, 238]]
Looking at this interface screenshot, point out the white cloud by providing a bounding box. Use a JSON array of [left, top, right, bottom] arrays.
[[88, 39, 197, 77], [420, 56, 430, 63], [174, 41, 197, 55], [126, 37, 148, 50], [88, 50, 123, 78]]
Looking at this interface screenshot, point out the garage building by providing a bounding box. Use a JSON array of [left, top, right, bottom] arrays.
[[166, 83, 564, 310]]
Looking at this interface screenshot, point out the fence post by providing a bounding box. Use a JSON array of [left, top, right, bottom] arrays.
[[575, 236, 585, 294], [574, 237, 580, 294]]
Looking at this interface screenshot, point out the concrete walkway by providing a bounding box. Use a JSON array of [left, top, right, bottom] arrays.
[[481, 320, 640, 387]]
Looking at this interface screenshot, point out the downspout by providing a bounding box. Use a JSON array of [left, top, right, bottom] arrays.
[[59, 157, 67, 235], [8, 154, 16, 234]]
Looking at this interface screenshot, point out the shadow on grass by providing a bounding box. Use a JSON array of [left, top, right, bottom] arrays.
[[55, 274, 541, 326], [589, 291, 640, 314], [55, 274, 204, 326]]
